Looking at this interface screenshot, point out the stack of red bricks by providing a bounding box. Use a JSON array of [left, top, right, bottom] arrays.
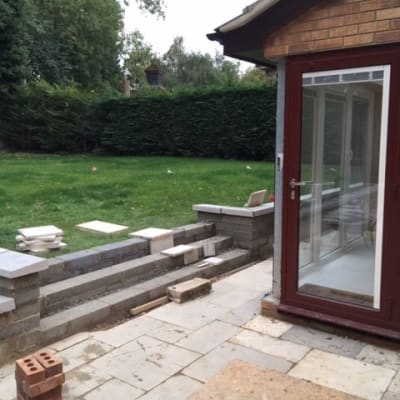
[[15, 350, 64, 400]]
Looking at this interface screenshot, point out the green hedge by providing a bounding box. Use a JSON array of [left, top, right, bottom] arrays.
[[0, 85, 276, 160]]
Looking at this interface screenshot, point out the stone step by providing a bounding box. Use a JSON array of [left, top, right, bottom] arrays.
[[39, 222, 215, 286], [40, 235, 232, 316], [40, 248, 250, 345]]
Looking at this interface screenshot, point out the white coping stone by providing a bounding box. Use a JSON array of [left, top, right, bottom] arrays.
[[204, 257, 224, 266], [18, 225, 63, 239], [161, 245, 195, 257], [0, 295, 16, 313], [192, 203, 274, 217], [0, 248, 8, 254], [129, 227, 174, 239], [76, 220, 128, 234], [0, 250, 48, 278]]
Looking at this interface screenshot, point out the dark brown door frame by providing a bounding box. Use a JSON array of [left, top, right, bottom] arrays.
[[279, 43, 400, 339]]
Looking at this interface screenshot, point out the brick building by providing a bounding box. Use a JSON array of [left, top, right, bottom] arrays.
[[209, 0, 400, 339]]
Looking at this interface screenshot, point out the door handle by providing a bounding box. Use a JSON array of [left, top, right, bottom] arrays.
[[290, 179, 312, 189]]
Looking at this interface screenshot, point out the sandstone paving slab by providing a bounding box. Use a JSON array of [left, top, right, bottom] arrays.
[[207, 287, 265, 309], [176, 320, 241, 354], [382, 392, 398, 400], [76, 220, 128, 234], [90, 335, 200, 391], [356, 344, 400, 371], [388, 370, 400, 393], [243, 315, 293, 338], [217, 297, 260, 326], [50, 331, 91, 352], [83, 378, 144, 400], [137, 374, 203, 400], [221, 260, 272, 292], [92, 315, 164, 347], [230, 329, 310, 363], [57, 338, 113, 373], [63, 364, 111, 399], [18, 225, 63, 239], [0, 372, 16, 400], [182, 341, 292, 383], [0, 362, 14, 380], [188, 360, 362, 400], [289, 349, 396, 400], [282, 326, 365, 358], [147, 321, 192, 344], [148, 298, 228, 330]]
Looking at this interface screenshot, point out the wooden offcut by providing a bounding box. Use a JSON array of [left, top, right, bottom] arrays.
[[167, 278, 212, 303]]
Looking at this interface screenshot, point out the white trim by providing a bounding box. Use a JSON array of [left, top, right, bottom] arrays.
[[303, 65, 387, 79], [373, 65, 391, 309]]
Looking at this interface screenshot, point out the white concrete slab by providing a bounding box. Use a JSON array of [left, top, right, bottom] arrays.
[[230, 329, 310, 363], [49, 332, 91, 352], [356, 344, 400, 371], [203, 257, 224, 266], [0, 250, 47, 278], [129, 227, 173, 239], [182, 342, 292, 383], [0, 296, 15, 314], [90, 335, 200, 391], [76, 220, 128, 234], [176, 320, 241, 354], [147, 321, 192, 344], [243, 315, 293, 338], [388, 370, 400, 393], [18, 225, 63, 239], [83, 378, 144, 400], [0, 373, 17, 400], [289, 349, 395, 400], [162, 245, 195, 257]]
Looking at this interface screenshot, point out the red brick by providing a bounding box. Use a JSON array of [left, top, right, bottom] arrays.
[[344, 11, 376, 24], [360, 0, 394, 12], [313, 16, 345, 30], [377, 7, 400, 19], [15, 357, 45, 386], [330, 2, 361, 16], [34, 350, 63, 378], [390, 18, 400, 28], [313, 37, 345, 50], [343, 33, 375, 45], [374, 28, 400, 41], [359, 20, 391, 33]]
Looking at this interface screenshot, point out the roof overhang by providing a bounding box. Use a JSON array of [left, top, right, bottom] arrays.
[[207, 0, 321, 66]]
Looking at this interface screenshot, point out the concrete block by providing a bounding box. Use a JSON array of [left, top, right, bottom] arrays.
[[59, 249, 102, 275], [0, 314, 40, 340], [168, 278, 211, 303], [0, 295, 15, 313], [14, 288, 40, 307]]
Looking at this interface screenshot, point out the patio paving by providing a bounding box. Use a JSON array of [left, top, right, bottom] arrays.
[[0, 259, 399, 399]]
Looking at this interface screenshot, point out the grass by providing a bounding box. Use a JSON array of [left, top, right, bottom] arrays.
[[0, 154, 274, 256]]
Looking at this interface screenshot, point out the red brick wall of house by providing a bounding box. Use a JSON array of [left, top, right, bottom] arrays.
[[265, 0, 400, 59]]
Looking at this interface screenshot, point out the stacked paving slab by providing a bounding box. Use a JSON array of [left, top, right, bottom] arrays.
[[16, 226, 66, 253]]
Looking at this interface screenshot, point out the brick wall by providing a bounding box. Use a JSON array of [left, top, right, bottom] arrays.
[[265, 0, 400, 59]]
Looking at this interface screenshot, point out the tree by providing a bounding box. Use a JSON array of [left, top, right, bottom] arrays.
[[123, 30, 156, 88], [0, 0, 28, 93], [241, 66, 276, 86]]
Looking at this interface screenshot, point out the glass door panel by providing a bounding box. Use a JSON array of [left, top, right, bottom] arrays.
[[297, 66, 390, 309]]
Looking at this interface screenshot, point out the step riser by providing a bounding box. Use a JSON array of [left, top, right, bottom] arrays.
[[40, 236, 232, 316], [39, 222, 215, 285], [40, 249, 251, 345]]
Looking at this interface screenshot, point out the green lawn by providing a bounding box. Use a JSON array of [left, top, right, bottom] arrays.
[[0, 154, 274, 255]]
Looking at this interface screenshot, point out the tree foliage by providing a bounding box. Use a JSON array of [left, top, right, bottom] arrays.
[[0, 0, 28, 93]]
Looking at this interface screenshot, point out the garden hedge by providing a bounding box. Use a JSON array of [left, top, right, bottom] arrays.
[[0, 85, 276, 160]]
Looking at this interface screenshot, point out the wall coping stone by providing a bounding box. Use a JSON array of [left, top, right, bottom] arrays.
[[0, 250, 48, 279], [0, 295, 16, 313], [193, 203, 274, 217]]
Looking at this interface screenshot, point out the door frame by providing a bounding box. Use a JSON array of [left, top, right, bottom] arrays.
[[279, 43, 400, 338]]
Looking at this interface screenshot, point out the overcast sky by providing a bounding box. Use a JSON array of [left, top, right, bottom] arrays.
[[123, 0, 253, 69]]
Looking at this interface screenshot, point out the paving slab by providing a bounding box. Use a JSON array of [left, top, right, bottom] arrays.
[[76, 220, 128, 234], [217, 297, 261, 326], [63, 364, 111, 399], [382, 392, 398, 400], [50, 332, 91, 352], [147, 321, 192, 344], [282, 326, 365, 358], [83, 378, 144, 400], [243, 315, 293, 338], [92, 315, 164, 347], [57, 338, 113, 373], [182, 341, 292, 383], [230, 329, 310, 363], [138, 374, 202, 400], [289, 349, 396, 400], [148, 298, 228, 330], [188, 360, 361, 400], [18, 225, 63, 239], [207, 287, 265, 309], [388, 370, 400, 393], [356, 344, 400, 370], [0, 372, 16, 400], [90, 335, 200, 391], [176, 320, 241, 354], [0, 362, 14, 380]]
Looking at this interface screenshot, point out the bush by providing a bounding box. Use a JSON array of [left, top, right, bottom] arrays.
[[0, 83, 276, 160], [97, 85, 276, 160]]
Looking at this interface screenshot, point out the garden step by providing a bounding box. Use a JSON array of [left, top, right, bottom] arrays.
[[39, 221, 215, 286], [40, 235, 232, 316], [40, 248, 250, 345]]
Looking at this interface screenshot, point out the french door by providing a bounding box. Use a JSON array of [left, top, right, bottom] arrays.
[[281, 45, 400, 337]]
